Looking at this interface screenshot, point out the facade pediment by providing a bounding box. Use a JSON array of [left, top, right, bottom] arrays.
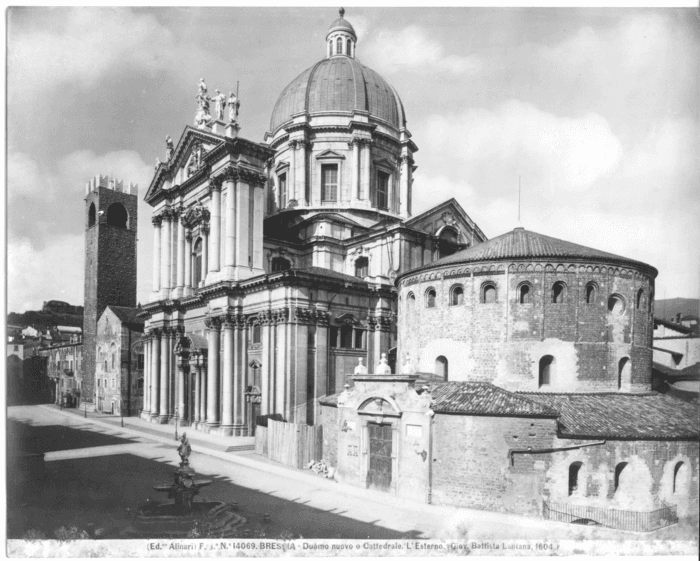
[[406, 198, 487, 245], [315, 149, 346, 160]]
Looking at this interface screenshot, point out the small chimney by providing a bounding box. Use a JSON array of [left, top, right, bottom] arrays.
[[676, 313, 682, 323]]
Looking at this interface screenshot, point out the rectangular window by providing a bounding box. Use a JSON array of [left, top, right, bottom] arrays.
[[321, 164, 338, 202], [252, 324, 261, 344], [278, 173, 287, 208], [137, 353, 144, 370], [331, 223, 342, 239], [329, 326, 338, 348], [353, 329, 365, 349], [377, 171, 390, 210], [340, 326, 353, 349]]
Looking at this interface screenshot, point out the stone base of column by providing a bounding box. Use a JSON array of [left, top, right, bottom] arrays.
[[156, 415, 172, 424], [177, 420, 191, 427], [149, 291, 163, 303], [140, 410, 151, 421], [218, 424, 235, 436], [232, 424, 249, 437], [171, 287, 185, 299], [204, 422, 221, 433], [160, 288, 172, 300]]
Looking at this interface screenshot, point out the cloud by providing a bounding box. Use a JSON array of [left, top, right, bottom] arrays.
[[7, 7, 218, 104], [362, 25, 482, 75]]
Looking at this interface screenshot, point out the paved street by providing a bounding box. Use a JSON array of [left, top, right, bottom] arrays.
[[7, 405, 698, 546]]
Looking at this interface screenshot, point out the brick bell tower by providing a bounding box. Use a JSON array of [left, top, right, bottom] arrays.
[[83, 174, 138, 405]]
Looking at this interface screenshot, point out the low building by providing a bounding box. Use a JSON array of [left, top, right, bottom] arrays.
[[39, 340, 83, 406], [95, 306, 145, 416]]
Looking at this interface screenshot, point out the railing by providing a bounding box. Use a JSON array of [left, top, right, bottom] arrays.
[[544, 501, 678, 532]]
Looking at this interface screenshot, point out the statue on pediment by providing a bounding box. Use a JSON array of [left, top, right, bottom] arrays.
[[213, 90, 227, 121], [197, 78, 208, 97], [228, 91, 240, 123], [165, 136, 174, 162], [155, 157, 161, 170], [375, 353, 392, 375]]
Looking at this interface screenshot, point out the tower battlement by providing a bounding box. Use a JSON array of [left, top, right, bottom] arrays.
[[85, 174, 138, 196]]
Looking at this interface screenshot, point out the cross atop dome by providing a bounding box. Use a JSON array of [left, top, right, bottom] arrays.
[[326, 7, 357, 58]]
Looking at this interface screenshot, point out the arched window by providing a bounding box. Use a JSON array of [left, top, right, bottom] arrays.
[[355, 257, 369, 278], [673, 461, 689, 495], [106, 203, 128, 228], [346, 38, 352, 57], [552, 281, 566, 304], [539, 355, 555, 387], [569, 462, 583, 496], [103, 360, 108, 372], [482, 283, 497, 304], [88, 203, 96, 227], [425, 288, 436, 308], [376, 171, 389, 210], [271, 257, 291, 272], [435, 356, 448, 380], [518, 283, 532, 304], [450, 285, 464, 306], [438, 227, 460, 258], [636, 288, 644, 310], [193, 238, 203, 286], [608, 294, 626, 315], [618, 357, 630, 390], [614, 462, 628, 493], [278, 173, 287, 209], [585, 282, 597, 304], [407, 292, 416, 311], [336, 37, 343, 55], [648, 288, 654, 313], [328, 40, 332, 56], [111, 346, 116, 370]]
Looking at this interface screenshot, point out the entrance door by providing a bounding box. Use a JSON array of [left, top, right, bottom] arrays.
[[367, 423, 392, 491]]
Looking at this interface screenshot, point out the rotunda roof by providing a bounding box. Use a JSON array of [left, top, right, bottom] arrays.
[[269, 56, 405, 133], [399, 227, 658, 278], [327, 8, 356, 38]]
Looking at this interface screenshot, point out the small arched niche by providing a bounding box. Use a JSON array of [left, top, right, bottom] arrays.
[[435, 356, 448, 380]]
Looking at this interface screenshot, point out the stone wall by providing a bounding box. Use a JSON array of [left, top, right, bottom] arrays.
[[318, 404, 338, 467], [398, 261, 655, 392]]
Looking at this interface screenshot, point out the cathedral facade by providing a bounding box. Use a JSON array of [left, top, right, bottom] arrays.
[[140, 10, 486, 435]]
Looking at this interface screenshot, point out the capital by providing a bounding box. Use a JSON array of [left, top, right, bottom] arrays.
[[257, 310, 272, 325], [185, 231, 193, 243], [151, 214, 163, 226], [209, 175, 224, 192], [204, 316, 223, 331]]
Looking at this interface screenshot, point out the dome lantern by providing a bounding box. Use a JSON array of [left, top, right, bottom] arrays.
[[326, 8, 357, 59]]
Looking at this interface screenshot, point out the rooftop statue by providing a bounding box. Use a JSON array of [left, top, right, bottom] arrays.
[[213, 90, 226, 121], [375, 353, 392, 375], [165, 136, 174, 162], [197, 77, 207, 97], [354, 357, 368, 376], [228, 91, 240, 123]]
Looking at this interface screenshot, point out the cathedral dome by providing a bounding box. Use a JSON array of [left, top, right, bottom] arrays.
[[268, 9, 406, 135]]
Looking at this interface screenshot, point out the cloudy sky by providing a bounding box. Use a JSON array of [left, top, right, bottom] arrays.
[[7, 6, 699, 312]]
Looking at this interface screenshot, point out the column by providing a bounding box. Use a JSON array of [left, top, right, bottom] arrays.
[[171, 215, 178, 291], [297, 141, 307, 206], [177, 354, 187, 422], [150, 330, 161, 417], [288, 141, 297, 201], [252, 179, 264, 271], [351, 139, 360, 201], [208, 181, 222, 273], [200, 359, 207, 426], [224, 172, 236, 269], [276, 315, 288, 416], [206, 317, 221, 427], [314, 313, 329, 423], [151, 216, 162, 293], [192, 356, 201, 423], [176, 214, 186, 295], [235, 178, 250, 268], [160, 212, 172, 298], [294, 319, 309, 424], [184, 232, 193, 293], [260, 314, 272, 416], [221, 316, 235, 433], [399, 155, 411, 218], [143, 337, 150, 415], [361, 139, 371, 203], [202, 225, 209, 279], [159, 329, 170, 420], [233, 316, 247, 433]]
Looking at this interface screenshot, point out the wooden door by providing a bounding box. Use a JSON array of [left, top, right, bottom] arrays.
[[367, 423, 392, 491]]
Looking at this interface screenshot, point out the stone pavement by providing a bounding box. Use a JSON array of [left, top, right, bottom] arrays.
[[10, 405, 697, 546]]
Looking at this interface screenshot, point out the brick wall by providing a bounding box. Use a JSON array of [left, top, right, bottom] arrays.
[[398, 261, 655, 392]]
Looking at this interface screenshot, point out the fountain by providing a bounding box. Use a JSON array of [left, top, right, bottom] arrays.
[[122, 434, 247, 538]]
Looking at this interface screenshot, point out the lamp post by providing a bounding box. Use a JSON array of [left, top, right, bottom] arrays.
[[174, 407, 179, 441], [121, 400, 124, 428]]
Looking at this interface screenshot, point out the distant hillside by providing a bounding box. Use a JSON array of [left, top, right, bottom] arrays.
[[655, 298, 699, 321], [7, 309, 83, 330]]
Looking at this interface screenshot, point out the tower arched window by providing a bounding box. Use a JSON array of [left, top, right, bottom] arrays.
[[518, 283, 532, 304], [271, 257, 291, 272], [328, 40, 332, 57], [106, 203, 128, 229], [481, 283, 497, 304], [278, 173, 287, 209], [552, 281, 566, 304], [438, 227, 460, 258], [336, 37, 343, 55], [636, 288, 644, 310], [618, 357, 630, 390], [193, 238, 203, 286], [539, 355, 555, 387], [585, 282, 597, 304], [450, 285, 464, 306], [425, 288, 436, 308], [88, 203, 96, 227], [435, 356, 448, 380], [347, 39, 352, 57], [407, 292, 416, 311], [355, 257, 368, 278]]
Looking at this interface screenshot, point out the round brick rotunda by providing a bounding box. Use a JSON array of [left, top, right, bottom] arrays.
[[396, 227, 658, 393]]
